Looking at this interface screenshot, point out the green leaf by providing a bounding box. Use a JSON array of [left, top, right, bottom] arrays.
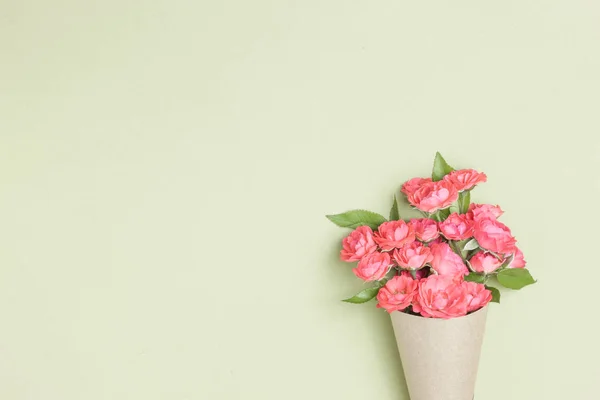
[[497, 268, 536, 290], [464, 272, 486, 283], [458, 191, 471, 214], [389, 196, 400, 221], [375, 278, 389, 288], [432, 151, 455, 181], [342, 287, 380, 304], [437, 208, 451, 221], [326, 210, 387, 230], [449, 203, 460, 215], [486, 286, 501, 303], [463, 238, 479, 251]]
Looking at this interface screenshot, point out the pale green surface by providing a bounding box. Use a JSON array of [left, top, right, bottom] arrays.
[[1, 1, 599, 399]]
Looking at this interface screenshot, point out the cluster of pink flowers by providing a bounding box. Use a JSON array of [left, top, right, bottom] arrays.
[[338, 168, 527, 319]]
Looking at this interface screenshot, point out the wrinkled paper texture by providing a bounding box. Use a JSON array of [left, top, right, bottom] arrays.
[[390, 307, 488, 400]]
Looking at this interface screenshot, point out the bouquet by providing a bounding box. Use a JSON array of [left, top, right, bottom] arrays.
[[326, 152, 535, 318], [325, 152, 536, 400]]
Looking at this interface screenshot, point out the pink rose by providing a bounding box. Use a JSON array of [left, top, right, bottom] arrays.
[[462, 281, 492, 312], [353, 251, 392, 281], [473, 218, 517, 254], [401, 177, 432, 196], [393, 242, 433, 270], [429, 242, 469, 278], [469, 252, 504, 273], [439, 212, 474, 241], [508, 247, 526, 268], [412, 275, 469, 319], [443, 169, 487, 192], [374, 220, 415, 251], [408, 218, 439, 242], [340, 226, 378, 262], [428, 236, 445, 246], [407, 180, 459, 213], [468, 203, 504, 221], [376, 275, 419, 313]]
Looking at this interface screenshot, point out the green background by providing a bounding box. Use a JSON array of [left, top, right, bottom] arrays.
[[1, 1, 599, 399]]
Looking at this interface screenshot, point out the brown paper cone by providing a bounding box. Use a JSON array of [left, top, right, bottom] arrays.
[[390, 307, 488, 400]]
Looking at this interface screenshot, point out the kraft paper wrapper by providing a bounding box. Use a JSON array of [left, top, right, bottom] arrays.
[[390, 307, 488, 400]]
